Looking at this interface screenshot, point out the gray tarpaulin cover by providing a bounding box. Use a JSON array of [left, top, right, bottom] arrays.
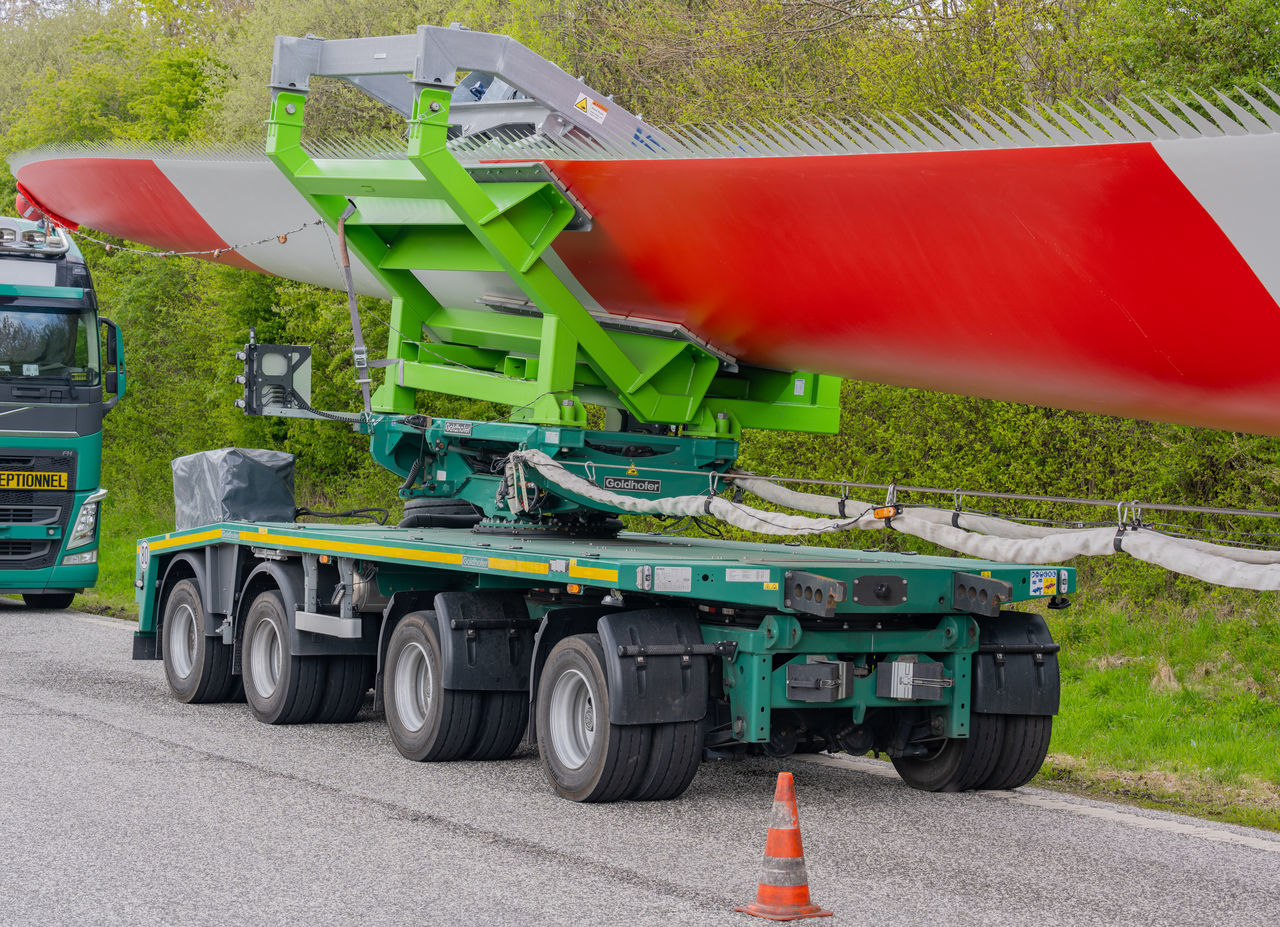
[[172, 448, 296, 530]]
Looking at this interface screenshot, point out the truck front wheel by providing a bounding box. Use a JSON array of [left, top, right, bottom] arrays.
[[242, 589, 325, 724], [536, 633, 649, 802], [162, 578, 235, 703], [23, 592, 74, 610]]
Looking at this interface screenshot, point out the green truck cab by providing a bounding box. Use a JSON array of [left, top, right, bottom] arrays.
[[0, 217, 124, 608]]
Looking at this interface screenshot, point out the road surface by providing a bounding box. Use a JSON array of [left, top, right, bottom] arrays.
[[1, 604, 1276, 926]]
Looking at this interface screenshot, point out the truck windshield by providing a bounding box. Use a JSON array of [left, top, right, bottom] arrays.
[[0, 308, 99, 385]]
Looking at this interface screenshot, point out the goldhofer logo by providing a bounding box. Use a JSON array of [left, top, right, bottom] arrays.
[[603, 476, 662, 493], [443, 421, 473, 436]]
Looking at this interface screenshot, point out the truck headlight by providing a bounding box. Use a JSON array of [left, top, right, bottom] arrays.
[[67, 488, 108, 550]]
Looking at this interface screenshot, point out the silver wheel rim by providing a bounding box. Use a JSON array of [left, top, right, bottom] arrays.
[[248, 615, 283, 698], [394, 641, 432, 732], [548, 667, 595, 769], [167, 603, 197, 678]]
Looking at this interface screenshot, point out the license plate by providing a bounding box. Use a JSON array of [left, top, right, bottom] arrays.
[[0, 471, 67, 490]]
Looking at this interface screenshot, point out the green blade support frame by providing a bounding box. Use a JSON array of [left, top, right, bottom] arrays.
[[264, 86, 840, 440]]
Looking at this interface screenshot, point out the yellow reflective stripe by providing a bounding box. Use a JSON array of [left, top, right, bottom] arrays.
[[568, 563, 618, 583], [488, 557, 551, 575], [147, 528, 225, 552], [236, 531, 465, 565]]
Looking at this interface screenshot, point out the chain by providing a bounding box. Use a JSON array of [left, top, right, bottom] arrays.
[[68, 218, 327, 258]]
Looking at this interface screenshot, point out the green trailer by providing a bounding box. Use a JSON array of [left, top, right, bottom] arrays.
[[132, 27, 1067, 802]]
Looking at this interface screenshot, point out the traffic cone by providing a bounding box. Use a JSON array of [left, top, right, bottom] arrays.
[[735, 772, 833, 921]]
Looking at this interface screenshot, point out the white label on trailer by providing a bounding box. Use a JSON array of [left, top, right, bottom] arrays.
[[1059, 569, 1069, 592], [550, 559, 569, 573], [889, 662, 915, 700], [654, 566, 691, 592], [727, 568, 770, 583], [793, 377, 805, 396], [574, 93, 609, 124], [1029, 569, 1058, 596]]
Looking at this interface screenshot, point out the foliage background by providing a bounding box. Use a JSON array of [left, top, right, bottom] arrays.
[[1, 0, 1278, 823]]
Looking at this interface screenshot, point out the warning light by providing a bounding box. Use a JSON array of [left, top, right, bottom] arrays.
[[873, 504, 901, 519], [319, 554, 332, 564], [567, 583, 583, 595]]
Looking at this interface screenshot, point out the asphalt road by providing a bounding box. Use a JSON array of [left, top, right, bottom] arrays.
[[1, 604, 1277, 927]]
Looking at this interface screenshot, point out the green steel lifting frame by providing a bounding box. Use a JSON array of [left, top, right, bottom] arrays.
[[263, 50, 839, 440]]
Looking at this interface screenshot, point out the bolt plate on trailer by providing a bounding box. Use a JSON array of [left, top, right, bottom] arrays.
[[851, 574, 908, 607], [953, 571, 1013, 617]]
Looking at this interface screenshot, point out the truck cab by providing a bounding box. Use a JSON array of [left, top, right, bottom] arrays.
[[0, 217, 124, 609]]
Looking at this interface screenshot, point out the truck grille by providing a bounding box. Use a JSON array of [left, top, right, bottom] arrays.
[[0, 540, 49, 560], [0, 452, 76, 568], [0, 505, 60, 524]]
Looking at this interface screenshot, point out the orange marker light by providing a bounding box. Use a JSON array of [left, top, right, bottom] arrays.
[[567, 583, 583, 595], [872, 504, 901, 519]]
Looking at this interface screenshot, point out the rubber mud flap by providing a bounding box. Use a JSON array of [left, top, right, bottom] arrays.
[[432, 590, 532, 691], [597, 608, 709, 726], [972, 611, 1060, 716]]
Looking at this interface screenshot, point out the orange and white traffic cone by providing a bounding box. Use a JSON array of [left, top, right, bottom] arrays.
[[735, 771, 833, 921]]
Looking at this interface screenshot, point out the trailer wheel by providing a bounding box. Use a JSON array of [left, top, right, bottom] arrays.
[[313, 655, 370, 724], [892, 712, 1004, 792], [631, 719, 704, 801], [466, 692, 528, 760], [22, 592, 74, 610], [977, 714, 1053, 790], [162, 578, 235, 704], [536, 634, 649, 802], [242, 589, 325, 725], [383, 611, 480, 761]]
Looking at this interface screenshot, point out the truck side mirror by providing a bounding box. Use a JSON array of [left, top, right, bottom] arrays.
[[99, 317, 126, 402]]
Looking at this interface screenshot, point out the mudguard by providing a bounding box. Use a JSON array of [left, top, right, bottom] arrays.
[[597, 608, 710, 726], [972, 611, 1061, 716], [432, 590, 532, 691]]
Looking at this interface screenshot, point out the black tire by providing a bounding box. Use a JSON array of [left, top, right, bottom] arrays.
[[399, 497, 482, 529], [242, 589, 326, 725], [383, 611, 481, 761], [313, 654, 370, 724], [22, 592, 74, 610], [536, 634, 650, 802], [161, 578, 235, 704], [466, 691, 528, 760], [631, 719, 704, 801], [892, 712, 1004, 792], [978, 714, 1053, 790]]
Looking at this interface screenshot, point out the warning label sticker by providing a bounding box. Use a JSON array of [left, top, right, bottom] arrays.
[[573, 93, 609, 125], [1029, 569, 1058, 596]]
